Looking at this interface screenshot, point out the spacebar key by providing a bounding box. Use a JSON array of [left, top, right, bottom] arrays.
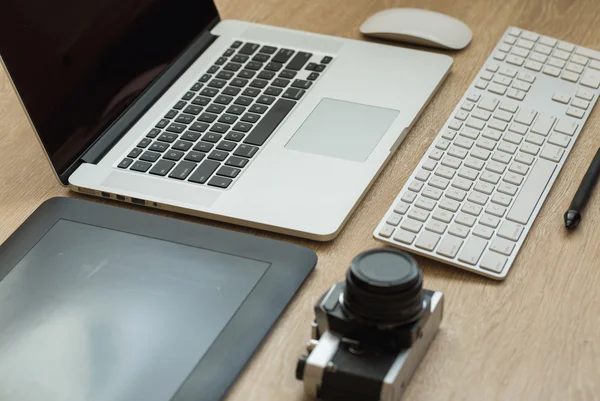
[[244, 99, 296, 146], [506, 158, 556, 225]]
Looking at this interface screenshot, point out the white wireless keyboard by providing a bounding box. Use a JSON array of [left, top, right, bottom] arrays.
[[374, 27, 600, 280]]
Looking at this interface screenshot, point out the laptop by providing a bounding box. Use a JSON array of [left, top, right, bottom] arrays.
[[0, 0, 452, 240]]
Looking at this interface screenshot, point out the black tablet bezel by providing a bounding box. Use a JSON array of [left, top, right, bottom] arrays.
[[0, 197, 317, 401]]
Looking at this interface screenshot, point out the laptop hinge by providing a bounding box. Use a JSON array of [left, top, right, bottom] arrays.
[[59, 18, 220, 184]]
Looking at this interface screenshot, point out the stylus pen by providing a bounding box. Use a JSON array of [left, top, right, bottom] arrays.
[[564, 147, 600, 230]]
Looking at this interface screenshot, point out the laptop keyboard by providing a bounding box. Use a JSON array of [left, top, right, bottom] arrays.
[[117, 40, 334, 189]]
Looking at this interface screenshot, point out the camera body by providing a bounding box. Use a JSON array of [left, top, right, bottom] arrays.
[[296, 250, 444, 401]]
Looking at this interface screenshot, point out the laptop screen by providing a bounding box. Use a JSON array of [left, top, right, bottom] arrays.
[[0, 0, 219, 178]]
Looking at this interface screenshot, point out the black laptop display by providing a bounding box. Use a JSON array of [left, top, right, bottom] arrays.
[[0, 0, 218, 177]]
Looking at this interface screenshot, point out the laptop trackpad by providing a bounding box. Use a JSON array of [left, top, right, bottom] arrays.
[[285, 98, 399, 162]]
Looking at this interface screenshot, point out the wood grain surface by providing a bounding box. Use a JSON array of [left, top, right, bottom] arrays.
[[1, 0, 600, 400]]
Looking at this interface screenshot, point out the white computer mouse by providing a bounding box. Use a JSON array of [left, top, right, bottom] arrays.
[[360, 8, 472, 50]]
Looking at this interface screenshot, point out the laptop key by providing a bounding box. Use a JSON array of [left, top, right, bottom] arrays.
[[217, 141, 237, 151], [188, 160, 220, 184], [130, 161, 152, 172], [216, 70, 234, 80], [226, 105, 246, 115], [182, 131, 202, 142], [189, 122, 209, 132], [138, 138, 152, 148], [273, 78, 290, 87], [287, 52, 312, 71], [226, 156, 249, 168], [231, 78, 248, 87], [225, 131, 245, 142], [198, 113, 217, 123], [253, 53, 270, 63], [265, 87, 283, 96], [250, 79, 268, 89], [259, 45, 277, 54], [168, 161, 197, 180], [257, 95, 276, 105], [146, 128, 161, 138], [279, 70, 297, 79], [265, 62, 283, 71], [164, 150, 185, 161], [321, 56, 333, 64], [238, 69, 255, 79], [200, 88, 218, 97], [246, 61, 263, 71], [172, 141, 192, 152], [249, 104, 268, 114], [231, 41, 243, 49], [215, 95, 233, 105], [257, 70, 276, 80], [149, 160, 175, 176], [173, 100, 187, 110], [215, 57, 227, 65], [182, 91, 195, 101], [208, 176, 233, 189], [185, 151, 206, 163], [207, 65, 219, 74], [208, 150, 229, 161], [190, 82, 203, 91], [140, 151, 160, 162], [128, 148, 143, 158], [202, 133, 222, 143], [241, 113, 260, 123], [175, 114, 195, 124], [307, 72, 320, 81], [273, 49, 295, 63], [155, 119, 169, 129], [292, 79, 312, 89], [223, 48, 235, 57], [234, 144, 259, 158], [207, 104, 225, 114], [282, 87, 305, 100], [238, 43, 259, 55], [183, 105, 203, 115], [219, 114, 238, 124], [208, 79, 227, 89], [166, 123, 186, 134], [199, 74, 211, 83], [224, 62, 242, 72], [158, 133, 177, 143], [242, 88, 261, 97], [118, 158, 133, 169], [223, 87, 240, 96], [210, 123, 230, 134], [193, 141, 214, 152], [306, 63, 318, 71], [244, 98, 296, 146], [233, 122, 253, 132], [165, 110, 178, 119], [314, 64, 326, 72], [234, 96, 253, 106], [150, 142, 169, 153], [217, 166, 241, 178], [192, 96, 211, 106]]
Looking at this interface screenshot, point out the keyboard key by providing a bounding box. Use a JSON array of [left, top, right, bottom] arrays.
[[555, 119, 578, 136], [231, 78, 249, 87], [458, 236, 488, 265], [208, 150, 229, 162], [163, 150, 184, 161], [490, 237, 516, 256], [224, 62, 242, 72], [223, 87, 241, 96], [130, 160, 152, 173], [408, 208, 429, 222], [253, 53, 270, 63], [118, 158, 133, 169], [219, 114, 238, 124], [192, 96, 211, 106], [225, 131, 245, 142], [250, 79, 268, 89], [189, 122, 209, 132], [540, 144, 565, 162], [202, 133, 222, 143], [436, 235, 464, 258], [259, 45, 277, 54], [176, 114, 195, 124], [282, 87, 305, 100], [226, 156, 249, 168], [272, 49, 294, 63], [217, 70, 235, 79], [506, 158, 556, 224], [572, 98, 590, 110], [265, 62, 283, 71], [244, 99, 296, 146], [307, 72, 320, 81], [140, 151, 160, 162], [480, 251, 508, 273], [208, 176, 233, 189], [576, 89, 594, 101], [184, 151, 206, 163], [234, 144, 259, 158], [128, 148, 143, 158], [265, 86, 283, 96], [287, 52, 312, 70], [449, 224, 470, 239], [497, 221, 524, 241], [393, 229, 416, 245], [172, 141, 192, 152], [473, 225, 495, 240], [217, 166, 241, 178], [149, 142, 169, 153], [149, 160, 175, 176], [257, 95, 276, 105], [258, 70, 276, 80], [548, 132, 571, 148], [188, 160, 220, 184], [234, 96, 253, 106], [238, 43, 259, 55], [415, 231, 441, 251], [401, 218, 423, 233], [279, 70, 297, 79], [480, 214, 500, 228], [566, 107, 585, 119]]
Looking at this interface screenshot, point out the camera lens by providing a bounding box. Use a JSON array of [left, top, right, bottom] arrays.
[[342, 249, 424, 326]]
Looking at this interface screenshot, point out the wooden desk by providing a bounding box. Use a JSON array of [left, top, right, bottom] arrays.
[[1, 0, 600, 399]]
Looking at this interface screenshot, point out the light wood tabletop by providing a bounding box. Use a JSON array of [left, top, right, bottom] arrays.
[[2, 0, 600, 400]]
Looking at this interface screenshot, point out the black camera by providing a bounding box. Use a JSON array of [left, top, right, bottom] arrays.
[[296, 249, 444, 401]]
